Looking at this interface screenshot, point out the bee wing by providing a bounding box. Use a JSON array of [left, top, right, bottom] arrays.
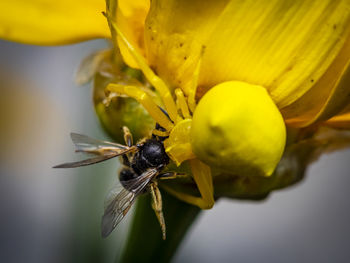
[[53, 153, 122, 168], [70, 133, 128, 152], [53, 133, 136, 168], [101, 168, 159, 238], [75, 49, 111, 85]]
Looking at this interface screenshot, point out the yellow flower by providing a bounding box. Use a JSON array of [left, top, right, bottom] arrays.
[[108, 0, 350, 202], [118, 0, 350, 126], [2, 0, 350, 205]]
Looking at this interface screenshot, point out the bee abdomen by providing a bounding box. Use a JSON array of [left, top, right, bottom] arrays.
[[119, 168, 139, 191]]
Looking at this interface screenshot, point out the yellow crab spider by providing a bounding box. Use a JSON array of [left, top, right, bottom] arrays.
[[105, 18, 215, 209]]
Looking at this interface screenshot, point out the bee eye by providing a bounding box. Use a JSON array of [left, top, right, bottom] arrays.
[[190, 81, 286, 177]]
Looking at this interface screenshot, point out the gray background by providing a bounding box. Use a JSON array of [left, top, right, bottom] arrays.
[[1, 39, 349, 263]]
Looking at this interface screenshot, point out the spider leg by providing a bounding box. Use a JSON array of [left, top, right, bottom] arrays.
[[188, 46, 205, 113], [107, 18, 179, 124], [160, 159, 214, 209], [105, 84, 174, 132], [189, 159, 214, 209], [152, 129, 170, 138], [175, 88, 191, 119]]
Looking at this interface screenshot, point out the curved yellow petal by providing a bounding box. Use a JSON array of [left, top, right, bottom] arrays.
[[144, 0, 350, 110], [116, 0, 150, 68], [0, 0, 109, 45], [282, 35, 350, 127], [200, 0, 350, 108]]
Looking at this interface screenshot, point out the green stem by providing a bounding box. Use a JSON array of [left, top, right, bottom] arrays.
[[119, 191, 201, 263]]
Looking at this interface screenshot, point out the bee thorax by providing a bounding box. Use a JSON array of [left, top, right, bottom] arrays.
[[131, 139, 169, 174]]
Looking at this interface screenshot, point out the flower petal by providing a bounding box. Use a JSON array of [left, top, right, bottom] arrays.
[[144, 0, 350, 109], [324, 104, 350, 128], [145, 0, 229, 94], [116, 0, 150, 68], [282, 34, 350, 126], [201, 0, 350, 108], [0, 0, 109, 45]]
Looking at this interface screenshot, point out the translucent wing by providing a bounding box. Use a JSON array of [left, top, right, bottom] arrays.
[[53, 153, 122, 168], [101, 168, 159, 238], [75, 49, 111, 85], [70, 133, 128, 152], [53, 133, 137, 168]]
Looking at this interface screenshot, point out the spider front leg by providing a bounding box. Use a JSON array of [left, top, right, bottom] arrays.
[[150, 181, 166, 240], [189, 159, 214, 209], [105, 84, 174, 132], [175, 88, 190, 119], [160, 160, 214, 209], [106, 17, 179, 124]]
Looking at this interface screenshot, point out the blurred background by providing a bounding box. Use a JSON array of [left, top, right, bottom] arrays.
[[0, 39, 350, 263]]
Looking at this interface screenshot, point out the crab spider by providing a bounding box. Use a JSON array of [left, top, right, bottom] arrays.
[[104, 17, 214, 209]]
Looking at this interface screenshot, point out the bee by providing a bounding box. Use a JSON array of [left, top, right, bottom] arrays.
[[54, 126, 176, 239]]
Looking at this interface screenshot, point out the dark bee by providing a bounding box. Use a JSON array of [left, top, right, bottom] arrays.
[[54, 126, 176, 239]]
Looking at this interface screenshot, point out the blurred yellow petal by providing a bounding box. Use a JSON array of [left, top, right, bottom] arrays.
[[324, 104, 350, 128], [116, 0, 150, 68], [144, 0, 350, 109], [0, 0, 109, 45]]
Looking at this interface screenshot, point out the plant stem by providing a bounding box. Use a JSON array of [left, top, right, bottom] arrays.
[[119, 191, 201, 263]]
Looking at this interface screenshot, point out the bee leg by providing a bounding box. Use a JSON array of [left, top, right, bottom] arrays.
[[122, 126, 133, 147], [121, 154, 130, 166], [150, 182, 166, 240], [121, 126, 133, 165], [161, 159, 214, 209], [158, 172, 186, 180], [105, 84, 174, 132]]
